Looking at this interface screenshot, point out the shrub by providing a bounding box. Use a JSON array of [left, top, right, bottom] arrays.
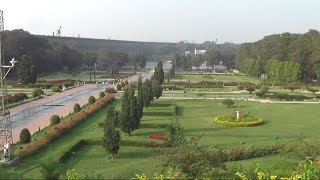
[[105, 88, 117, 94], [99, 91, 105, 98], [32, 88, 44, 97], [222, 99, 234, 108], [73, 103, 81, 113], [20, 128, 31, 144], [213, 117, 263, 127], [52, 86, 61, 92], [17, 96, 115, 157], [13, 93, 28, 102], [246, 87, 255, 94], [88, 96, 96, 104], [50, 115, 61, 125], [116, 84, 121, 91], [307, 88, 319, 94]]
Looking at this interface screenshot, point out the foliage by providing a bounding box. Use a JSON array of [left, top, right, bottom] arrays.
[[165, 118, 186, 147], [19, 128, 31, 144], [88, 96, 96, 104], [214, 117, 263, 127], [152, 61, 165, 84], [52, 86, 61, 92], [103, 107, 121, 159], [17, 96, 115, 157], [99, 91, 105, 98], [50, 115, 61, 125], [236, 30, 320, 82], [137, 75, 144, 119], [246, 87, 255, 94], [235, 159, 320, 180], [222, 99, 234, 108], [134, 169, 185, 180], [238, 58, 262, 77], [73, 103, 81, 113], [40, 161, 61, 180], [66, 169, 80, 180], [143, 79, 153, 109], [163, 145, 227, 178], [151, 80, 163, 99], [307, 87, 319, 94], [105, 87, 117, 94], [120, 85, 140, 135], [32, 88, 44, 97]]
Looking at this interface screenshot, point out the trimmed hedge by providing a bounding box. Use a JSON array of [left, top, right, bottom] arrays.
[[213, 117, 263, 127], [98, 123, 168, 129], [88, 96, 96, 104], [19, 128, 31, 144], [17, 95, 115, 158], [150, 103, 172, 107], [73, 103, 81, 113], [50, 115, 61, 125], [143, 111, 174, 116]]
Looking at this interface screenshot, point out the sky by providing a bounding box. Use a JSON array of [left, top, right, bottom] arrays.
[[1, 0, 320, 44]]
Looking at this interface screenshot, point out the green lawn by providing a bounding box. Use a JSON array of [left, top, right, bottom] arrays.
[[171, 74, 261, 83], [38, 72, 118, 81], [5, 98, 320, 179]]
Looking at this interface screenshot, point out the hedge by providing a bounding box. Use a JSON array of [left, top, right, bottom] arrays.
[[213, 117, 264, 127], [98, 123, 168, 129], [143, 111, 174, 116], [16, 95, 115, 158], [150, 103, 172, 107]]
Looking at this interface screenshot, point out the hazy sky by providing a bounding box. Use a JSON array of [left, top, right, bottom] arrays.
[[1, 0, 320, 43]]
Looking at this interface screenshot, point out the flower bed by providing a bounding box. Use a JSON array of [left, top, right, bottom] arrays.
[[213, 114, 263, 127], [149, 133, 166, 140]]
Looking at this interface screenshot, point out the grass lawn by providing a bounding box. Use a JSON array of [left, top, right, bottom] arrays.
[[38, 72, 118, 81], [5, 98, 320, 178], [171, 74, 261, 83]]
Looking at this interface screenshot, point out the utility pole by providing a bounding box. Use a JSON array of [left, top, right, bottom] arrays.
[[0, 10, 17, 162]]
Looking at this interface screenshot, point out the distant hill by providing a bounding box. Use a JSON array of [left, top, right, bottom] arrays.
[[38, 35, 239, 61]]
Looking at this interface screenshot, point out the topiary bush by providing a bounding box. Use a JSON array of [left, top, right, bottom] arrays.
[[73, 103, 81, 113], [50, 115, 61, 125], [32, 88, 44, 97], [88, 96, 96, 104], [99, 91, 105, 98], [20, 128, 31, 144]]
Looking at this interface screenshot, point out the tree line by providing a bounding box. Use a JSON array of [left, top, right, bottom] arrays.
[[236, 29, 320, 82], [102, 62, 164, 158], [1, 29, 147, 82]]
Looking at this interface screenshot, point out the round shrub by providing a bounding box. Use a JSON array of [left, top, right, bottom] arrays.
[[20, 128, 31, 144], [52, 86, 61, 92], [50, 115, 61, 125], [99, 91, 105, 98], [88, 96, 96, 104], [73, 103, 81, 113], [32, 88, 44, 97]]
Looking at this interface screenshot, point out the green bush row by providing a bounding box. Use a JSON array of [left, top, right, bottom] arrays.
[[143, 111, 174, 116], [213, 117, 264, 127], [140, 123, 168, 129], [150, 103, 173, 107]]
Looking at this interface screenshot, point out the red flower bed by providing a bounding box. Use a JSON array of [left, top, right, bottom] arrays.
[[149, 133, 165, 140]]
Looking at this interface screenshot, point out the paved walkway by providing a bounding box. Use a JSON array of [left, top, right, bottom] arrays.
[[9, 71, 152, 143]]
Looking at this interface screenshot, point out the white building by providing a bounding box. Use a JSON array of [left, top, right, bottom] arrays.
[[194, 48, 206, 55]]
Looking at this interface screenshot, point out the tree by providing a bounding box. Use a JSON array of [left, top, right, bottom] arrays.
[[17, 55, 31, 85], [137, 75, 144, 119], [288, 86, 299, 92], [30, 65, 37, 84], [120, 85, 139, 135], [143, 79, 153, 109], [151, 80, 162, 99], [153, 61, 164, 84], [307, 88, 319, 94], [246, 87, 255, 94], [19, 128, 31, 144], [103, 107, 121, 159], [222, 99, 234, 108]]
